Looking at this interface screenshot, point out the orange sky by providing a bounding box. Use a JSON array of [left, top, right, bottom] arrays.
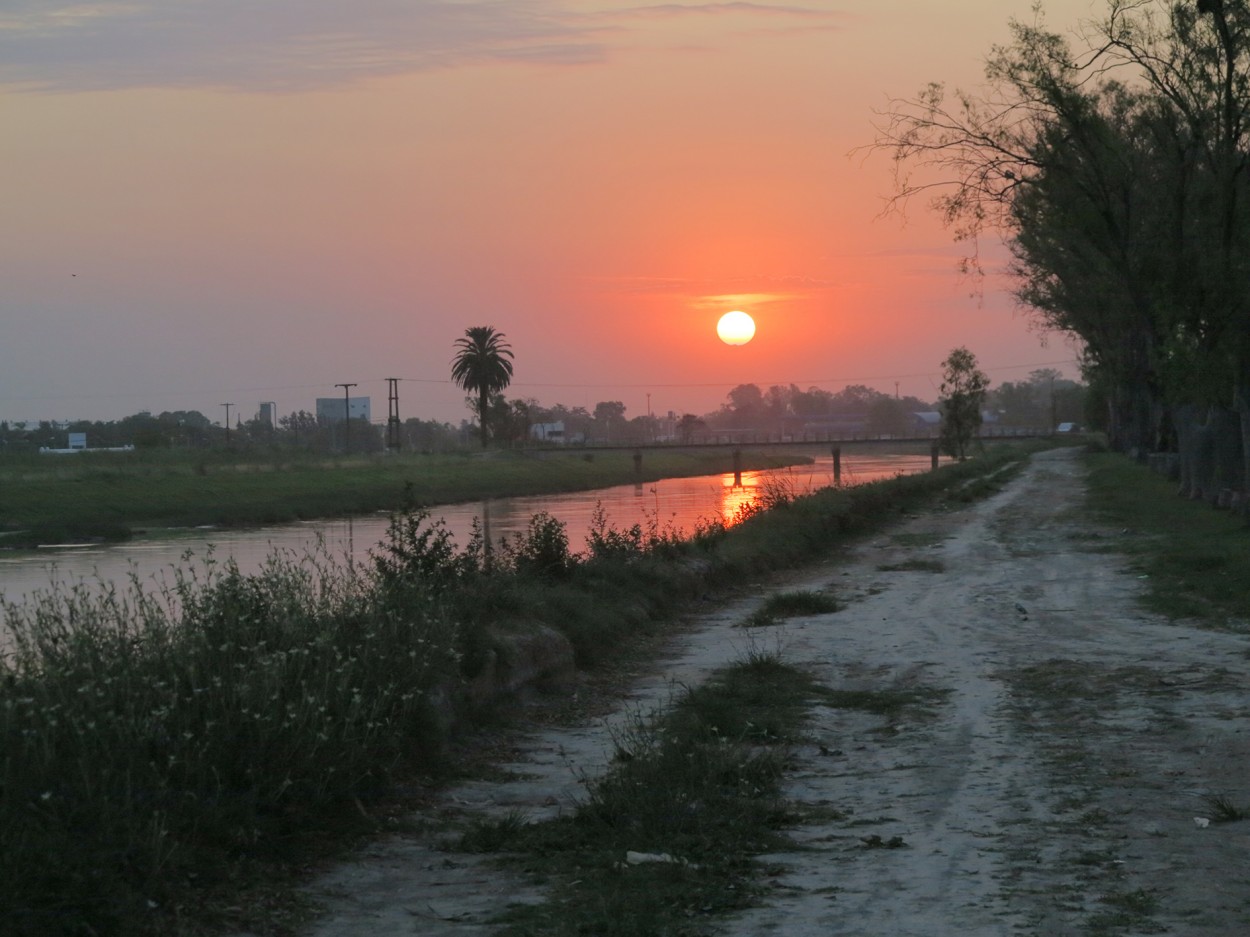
[[1, 1, 1096, 427]]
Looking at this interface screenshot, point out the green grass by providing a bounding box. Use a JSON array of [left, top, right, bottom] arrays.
[[0, 448, 802, 545], [739, 589, 840, 627], [1086, 887, 1160, 935], [453, 656, 948, 936], [1, 549, 460, 937], [1083, 451, 1250, 627], [456, 651, 817, 937], [1205, 793, 1250, 823]]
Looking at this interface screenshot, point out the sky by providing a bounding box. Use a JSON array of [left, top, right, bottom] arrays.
[[1, 0, 1098, 429]]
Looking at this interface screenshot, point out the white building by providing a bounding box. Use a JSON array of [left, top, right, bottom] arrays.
[[531, 421, 566, 443]]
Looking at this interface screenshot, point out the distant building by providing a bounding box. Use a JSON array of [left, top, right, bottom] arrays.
[[258, 401, 277, 429], [531, 421, 565, 443], [40, 432, 134, 454], [530, 421, 585, 445], [315, 396, 371, 423]]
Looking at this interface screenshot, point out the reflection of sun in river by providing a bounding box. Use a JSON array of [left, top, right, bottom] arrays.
[[719, 472, 762, 523]]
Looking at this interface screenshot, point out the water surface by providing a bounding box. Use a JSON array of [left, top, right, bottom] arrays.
[[0, 452, 933, 608]]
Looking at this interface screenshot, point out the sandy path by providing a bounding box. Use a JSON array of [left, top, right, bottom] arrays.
[[296, 448, 1250, 936]]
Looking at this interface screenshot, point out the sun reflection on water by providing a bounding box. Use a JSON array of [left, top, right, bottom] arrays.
[[718, 471, 763, 524]]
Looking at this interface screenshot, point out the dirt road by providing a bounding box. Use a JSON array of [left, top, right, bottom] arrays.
[[299, 448, 1250, 936]]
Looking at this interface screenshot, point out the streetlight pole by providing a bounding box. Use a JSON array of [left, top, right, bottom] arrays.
[[335, 383, 357, 453], [221, 403, 233, 446]]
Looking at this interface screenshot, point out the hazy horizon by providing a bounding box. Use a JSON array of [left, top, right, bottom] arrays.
[[3, 1, 1094, 429]]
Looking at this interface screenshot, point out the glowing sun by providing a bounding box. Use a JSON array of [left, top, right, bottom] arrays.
[[716, 310, 756, 345]]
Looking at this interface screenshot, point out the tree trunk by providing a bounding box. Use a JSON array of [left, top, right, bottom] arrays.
[[1174, 404, 1242, 505], [1210, 405, 1244, 503], [1107, 374, 1157, 461], [1234, 376, 1250, 516], [1174, 404, 1207, 500]]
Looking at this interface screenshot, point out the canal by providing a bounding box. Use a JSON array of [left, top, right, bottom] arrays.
[[0, 451, 937, 609]]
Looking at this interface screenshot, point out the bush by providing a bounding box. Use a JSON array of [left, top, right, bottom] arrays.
[[500, 511, 573, 580]]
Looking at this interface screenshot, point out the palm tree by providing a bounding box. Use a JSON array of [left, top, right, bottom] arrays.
[[451, 326, 514, 448]]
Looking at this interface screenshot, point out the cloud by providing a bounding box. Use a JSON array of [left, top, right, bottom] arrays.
[[0, 1, 605, 92], [0, 0, 845, 93], [589, 273, 842, 296]]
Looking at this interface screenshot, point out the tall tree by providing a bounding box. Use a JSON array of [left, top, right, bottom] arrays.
[[451, 326, 514, 448], [875, 1, 1250, 500], [939, 347, 990, 461], [593, 400, 626, 441]]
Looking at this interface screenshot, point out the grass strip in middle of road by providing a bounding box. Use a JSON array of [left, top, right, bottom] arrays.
[[454, 649, 819, 936]]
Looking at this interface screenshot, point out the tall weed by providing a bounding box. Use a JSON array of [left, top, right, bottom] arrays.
[[497, 511, 573, 580], [1, 543, 459, 935]]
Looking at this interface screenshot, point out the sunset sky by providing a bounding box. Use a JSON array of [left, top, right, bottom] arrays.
[[2, 1, 1096, 429]]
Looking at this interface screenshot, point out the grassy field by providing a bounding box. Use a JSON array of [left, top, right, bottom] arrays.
[[1083, 450, 1250, 627], [0, 447, 805, 547]]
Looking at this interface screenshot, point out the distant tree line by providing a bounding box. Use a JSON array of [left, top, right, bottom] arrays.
[[0, 410, 465, 455], [0, 370, 1084, 456], [444, 328, 1083, 451], [453, 371, 1083, 448], [1, 331, 1087, 457]]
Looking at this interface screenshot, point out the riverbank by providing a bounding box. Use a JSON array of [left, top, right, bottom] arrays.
[[1, 443, 1042, 937], [0, 447, 807, 548], [302, 446, 1250, 937]]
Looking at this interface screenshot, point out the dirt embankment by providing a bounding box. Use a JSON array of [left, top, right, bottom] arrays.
[[289, 448, 1250, 936]]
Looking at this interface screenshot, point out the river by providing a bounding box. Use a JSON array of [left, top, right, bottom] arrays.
[[0, 451, 935, 609]]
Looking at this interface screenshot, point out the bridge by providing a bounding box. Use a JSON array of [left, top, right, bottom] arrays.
[[540, 429, 1054, 455], [524, 430, 1059, 486]]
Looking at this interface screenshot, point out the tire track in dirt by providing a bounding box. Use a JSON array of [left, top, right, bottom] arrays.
[[728, 447, 1250, 936]]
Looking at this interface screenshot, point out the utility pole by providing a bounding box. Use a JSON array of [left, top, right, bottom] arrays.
[[386, 377, 401, 452], [221, 403, 233, 446], [335, 383, 357, 453]]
